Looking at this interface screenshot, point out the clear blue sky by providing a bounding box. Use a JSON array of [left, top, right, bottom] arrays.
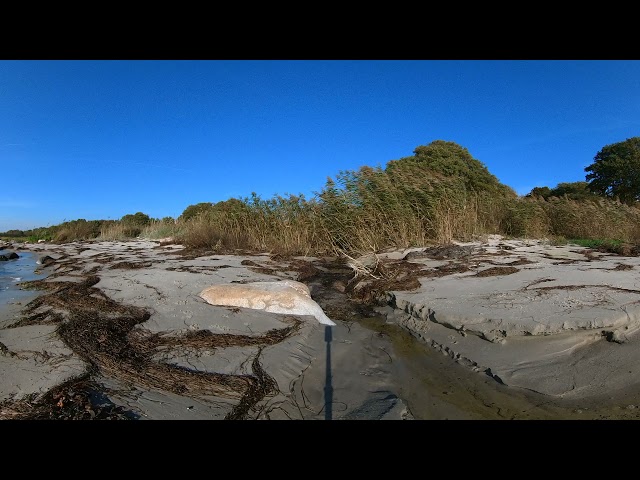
[[2, 60, 639, 232]]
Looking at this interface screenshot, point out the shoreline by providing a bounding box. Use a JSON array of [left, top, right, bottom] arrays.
[[3, 237, 640, 419], [0, 248, 47, 328]]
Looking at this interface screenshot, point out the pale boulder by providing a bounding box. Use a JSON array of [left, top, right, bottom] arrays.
[[199, 280, 336, 326]]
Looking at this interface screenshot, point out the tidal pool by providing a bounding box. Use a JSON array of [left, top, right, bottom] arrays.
[[357, 315, 640, 420]]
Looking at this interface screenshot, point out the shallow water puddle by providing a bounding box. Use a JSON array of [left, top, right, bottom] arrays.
[[356, 315, 640, 420], [0, 250, 46, 327]]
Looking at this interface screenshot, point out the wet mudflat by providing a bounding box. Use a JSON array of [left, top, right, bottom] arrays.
[[4, 238, 640, 420]]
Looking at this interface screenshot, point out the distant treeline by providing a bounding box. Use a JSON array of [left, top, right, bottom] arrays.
[[3, 139, 640, 255], [1, 213, 175, 244]]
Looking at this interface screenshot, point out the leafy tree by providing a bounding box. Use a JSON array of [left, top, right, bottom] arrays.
[[1, 229, 26, 237], [120, 212, 151, 226], [210, 198, 249, 215], [585, 137, 640, 204], [386, 140, 516, 198], [526, 186, 553, 199], [549, 181, 596, 200], [179, 202, 214, 221], [527, 182, 596, 201]]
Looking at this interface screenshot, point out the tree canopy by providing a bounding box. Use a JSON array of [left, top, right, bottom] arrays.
[[179, 202, 214, 221], [386, 140, 516, 198], [211, 198, 249, 215], [180, 199, 249, 222], [526, 186, 553, 199], [585, 137, 640, 204], [120, 212, 151, 226], [526, 181, 596, 201]]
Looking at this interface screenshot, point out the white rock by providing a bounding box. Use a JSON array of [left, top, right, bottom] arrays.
[[199, 280, 336, 326]]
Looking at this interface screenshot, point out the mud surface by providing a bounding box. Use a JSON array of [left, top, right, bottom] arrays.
[[297, 254, 640, 419], [4, 269, 298, 420], [5, 239, 640, 420]]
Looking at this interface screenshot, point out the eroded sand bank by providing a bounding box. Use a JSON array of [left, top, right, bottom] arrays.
[[380, 235, 640, 400]]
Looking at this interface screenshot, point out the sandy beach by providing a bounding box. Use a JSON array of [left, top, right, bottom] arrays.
[[3, 236, 640, 420]]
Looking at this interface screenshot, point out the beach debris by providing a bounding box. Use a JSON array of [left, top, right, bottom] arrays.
[[199, 280, 336, 326], [410, 244, 476, 260], [345, 252, 385, 281], [36, 255, 54, 265], [108, 261, 153, 269]]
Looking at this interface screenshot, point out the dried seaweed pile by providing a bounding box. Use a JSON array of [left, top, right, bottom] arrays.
[[5, 269, 301, 420], [0, 375, 133, 420]]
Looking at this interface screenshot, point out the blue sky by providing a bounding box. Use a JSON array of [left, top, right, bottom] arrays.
[[1, 60, 639, 232]]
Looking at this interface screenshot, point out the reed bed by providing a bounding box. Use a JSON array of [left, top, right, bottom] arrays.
[[8, 142, 640, 256]]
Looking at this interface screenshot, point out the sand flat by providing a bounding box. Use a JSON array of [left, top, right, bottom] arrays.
[[5, 235, 640, 419], [384, 235, 640, 398], [0, 240, 409, 420]]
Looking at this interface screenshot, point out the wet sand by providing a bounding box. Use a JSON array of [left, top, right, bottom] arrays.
[[2, 237, 640, 420]]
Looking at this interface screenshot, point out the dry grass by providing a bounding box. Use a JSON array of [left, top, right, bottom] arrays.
[[173, 181, 640, 260], [501, 196, 640, 245], [98, 223, 138, 241], [543, 197, 640, 241], [139, 219, 182, 240], [20, 161, 640, 257], [176, 194, 331, 255], [53, 220, 102, 243]]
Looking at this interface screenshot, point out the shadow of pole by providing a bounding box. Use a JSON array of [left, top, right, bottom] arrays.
[[324, 325, 333, 420]]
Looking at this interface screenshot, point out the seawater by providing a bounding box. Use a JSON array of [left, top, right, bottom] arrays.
[[0, 249, 46, 319]]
